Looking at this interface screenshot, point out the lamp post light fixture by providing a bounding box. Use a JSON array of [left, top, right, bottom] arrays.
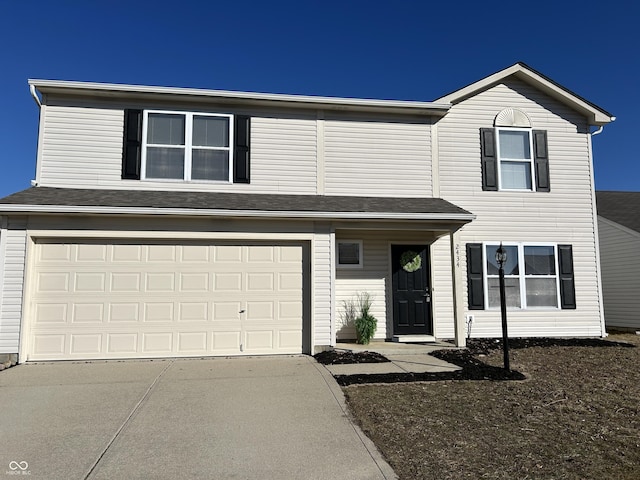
[[495, 243, 510, 371]]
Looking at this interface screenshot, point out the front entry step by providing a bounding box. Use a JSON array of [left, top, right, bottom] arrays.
[[392, 335, 436, 343]]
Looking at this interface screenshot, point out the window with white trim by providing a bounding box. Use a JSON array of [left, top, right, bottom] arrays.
[[485, 243, 559, 309], [337, 241, 363, 268], [496, 127, 535, 191], [142, 111, 233, 182]]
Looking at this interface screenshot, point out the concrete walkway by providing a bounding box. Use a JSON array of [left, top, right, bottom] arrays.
[[0, 356, 396, 480], [325, 342, 461, 375]]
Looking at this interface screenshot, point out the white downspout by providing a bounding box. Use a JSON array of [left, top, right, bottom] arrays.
[[588, 123, 611, 337]]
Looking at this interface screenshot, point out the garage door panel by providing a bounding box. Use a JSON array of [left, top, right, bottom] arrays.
[[35, 303, 68, 324], [33, 334, 65, 355], [109, 303, 140, 322], [112, 245, 143, 262], [76, 244, 107, 262], [75, 272, 106, 292], [107, 333, 138, 354], [143, 303, 174, 322], [178, 303, 209, 322], [215, 273, 242, 291], [142, 332, 173, 353], [71, 303, 104, 323], [39, 244, 71, 262], [177, 332, 208, 352], [147, 245, 176, 262], [29, 241, 305, 360], [111, 273, 142, 292], [37, 272, 70, 293], [70, 334, 102, 354], [179, 273, 210, 292]]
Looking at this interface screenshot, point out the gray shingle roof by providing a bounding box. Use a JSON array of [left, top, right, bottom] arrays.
[[596, 191, 640, 233], [0, 187, 473, 220]]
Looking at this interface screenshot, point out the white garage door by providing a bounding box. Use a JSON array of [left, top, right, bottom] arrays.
[[27, 241, 304, 361]]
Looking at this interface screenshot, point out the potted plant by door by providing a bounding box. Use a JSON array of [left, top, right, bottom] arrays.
[[355, 292, 377, 345]]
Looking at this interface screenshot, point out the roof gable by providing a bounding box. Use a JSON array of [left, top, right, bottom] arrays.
[[436, 62, 614, 126], [596, 191, 640, 234]]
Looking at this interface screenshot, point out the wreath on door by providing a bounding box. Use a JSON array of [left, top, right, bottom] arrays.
[[400, 250, 422, 272]]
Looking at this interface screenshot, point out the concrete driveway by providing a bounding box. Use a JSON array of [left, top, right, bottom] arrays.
[[0, 356, 396, 480]]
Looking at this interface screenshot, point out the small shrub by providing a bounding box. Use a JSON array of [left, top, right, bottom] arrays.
[[355, 292, 377, 344]]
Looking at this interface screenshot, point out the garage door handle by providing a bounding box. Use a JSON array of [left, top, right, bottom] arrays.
[[239, 309, 245, 314]]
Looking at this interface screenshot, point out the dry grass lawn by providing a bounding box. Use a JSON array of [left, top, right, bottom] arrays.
[[344, 334, 640, 480]]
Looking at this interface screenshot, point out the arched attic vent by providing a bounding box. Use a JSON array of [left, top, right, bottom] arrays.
[[494, 108, 531, 128]]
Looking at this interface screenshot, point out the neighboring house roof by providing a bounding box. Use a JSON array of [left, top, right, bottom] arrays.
[[0, 187, 474, 223], [436, 62, 615, 126], [596, 191, 640, 233], [29, 79, 450, 117]]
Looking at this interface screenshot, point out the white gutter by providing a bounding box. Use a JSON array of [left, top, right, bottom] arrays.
[[29, 84, 42, 108], [28, 79, 451, 115], [0, 203, 475, 222]]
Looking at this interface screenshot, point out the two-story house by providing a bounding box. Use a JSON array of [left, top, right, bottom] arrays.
[[0, 63, 614, 362]]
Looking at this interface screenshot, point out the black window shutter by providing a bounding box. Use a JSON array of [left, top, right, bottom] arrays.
[[466, 243, 485, 310], [234, 115, 250, 183], [480, 128, 498, 191], [122, 109, 143, 180], [558, 244, 576, 309], [533, 130, 550, 192]]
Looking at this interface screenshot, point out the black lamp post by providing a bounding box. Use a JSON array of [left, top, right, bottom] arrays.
[[496, 243, 510, 371]]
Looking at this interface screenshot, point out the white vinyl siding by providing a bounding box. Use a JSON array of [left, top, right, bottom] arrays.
[[0, 219, 28, 354], [312, 226, 333, 347], [431, 235, 455, 338], [324, 118, 432, 197], [598, 218, 640, 330], [436, 78, 602, 337], [38, 103, 318, 195], [334, 231, 440, 341]]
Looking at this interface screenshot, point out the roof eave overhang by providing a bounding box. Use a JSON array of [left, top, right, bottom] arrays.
[[436, 64, 614, 126], [0, 204, 475, 224], [28, 79, 451, 117]]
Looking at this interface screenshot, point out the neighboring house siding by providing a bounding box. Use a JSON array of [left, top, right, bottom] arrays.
[[598, 218, 640, 330], [436, 79, 602, 337], [37, 102, 318, 195], [0, 218, 27, 354], [324, 117, 432, 197]]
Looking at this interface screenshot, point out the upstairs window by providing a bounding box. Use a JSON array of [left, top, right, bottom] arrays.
[[480, 108, 550, 192], [496, 128, 534, 190], [142, 111, 233, 182]]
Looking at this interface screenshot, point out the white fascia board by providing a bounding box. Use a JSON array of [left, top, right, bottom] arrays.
[[28, 79, 451, 116], [0, 203, 475, 223], [436, 64, 614, 126]]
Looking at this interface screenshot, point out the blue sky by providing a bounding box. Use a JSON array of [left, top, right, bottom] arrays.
[[0, 0, 637, 197]]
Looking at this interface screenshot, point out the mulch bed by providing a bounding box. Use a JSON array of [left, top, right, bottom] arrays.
[[344, 334, 640, 480], [316, 337, 635, 386], [313, 349, 389, 365]]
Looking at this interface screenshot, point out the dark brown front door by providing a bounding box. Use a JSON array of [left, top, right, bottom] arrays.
[[391, 245, 432, 335]]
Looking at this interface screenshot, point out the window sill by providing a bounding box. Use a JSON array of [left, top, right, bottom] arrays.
[[337, 264, 364, 270], [141, 179, 233, 185]]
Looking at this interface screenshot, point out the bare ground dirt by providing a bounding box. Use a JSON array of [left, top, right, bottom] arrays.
[[342, 334, 640, 480]]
